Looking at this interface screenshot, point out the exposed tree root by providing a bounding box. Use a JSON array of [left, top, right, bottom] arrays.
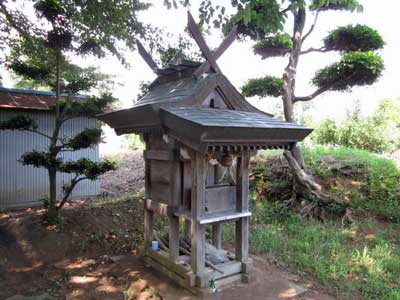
[[284, 150, 345, 205], [283, 150, 353, 221], [342, 207, 356, 225], [281, 183, 298, 208]]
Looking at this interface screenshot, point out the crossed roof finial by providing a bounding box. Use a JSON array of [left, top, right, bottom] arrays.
[[137, 11, 237, 79]]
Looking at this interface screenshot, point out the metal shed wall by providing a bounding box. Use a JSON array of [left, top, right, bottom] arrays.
[[0, 109, 100, 209]]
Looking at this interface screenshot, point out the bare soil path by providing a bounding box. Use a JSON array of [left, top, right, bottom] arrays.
[[0, 151, 337, 300]]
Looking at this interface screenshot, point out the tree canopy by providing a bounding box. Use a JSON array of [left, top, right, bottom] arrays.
[[184, 0, 386, 215], [0, 0, 154, 64], [0, 0, 159, 223], [231, 1, 385, 102]]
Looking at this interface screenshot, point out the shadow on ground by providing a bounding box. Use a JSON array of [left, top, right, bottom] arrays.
[[0, 200, 336, 300]]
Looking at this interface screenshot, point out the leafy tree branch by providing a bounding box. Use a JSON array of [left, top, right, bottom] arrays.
[[192, 0, 385, 217], [0, 0, 153, 223]]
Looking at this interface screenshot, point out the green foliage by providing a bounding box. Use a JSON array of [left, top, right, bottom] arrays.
[[310, 0, 363, 12], [223, 168, 400, 300], [313, 99, 400, 153], [20, 150, 62, 169], [379, 98, 400, 125], [339, 118, 389, 153], [313, 119, 340, 145], [0, 115, 38, 131], [242, 148, 400, 299], [253, 33, 292, 58], [313, 117, 390, 153], [7, 37, 55, 85], [223, 0, 285, 39], [125, 134, 145, 151], [65, 128, 102, 150], [157, 35, 202, 67], [245, 207, 400, 300], [61, 158, 116, 180], [8, 36, 112, 94], [59, 93, 116, 119], [0, 0, 151, 221], [251, 145, 400, 221], [136, 81, 151, 101], [312, 51, 384, 92], [302, 146, 400, 222], [324, 24, 384, 52], [241, 76, 283, 98], [1, 0, 153, 61]]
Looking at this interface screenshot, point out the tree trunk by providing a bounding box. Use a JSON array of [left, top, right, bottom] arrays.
[[282, 7, 306, 168], [279, 8, 348, 218], [45, 49, 62, 222], [46, 168, 58, 221]]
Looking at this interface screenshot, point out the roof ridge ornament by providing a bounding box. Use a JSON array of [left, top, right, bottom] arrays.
[[136, 11, 238, 79], [137, 40, 160, 75], [187, 11, 237, 78]]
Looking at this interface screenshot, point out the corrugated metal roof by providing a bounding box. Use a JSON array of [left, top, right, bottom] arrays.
[[0, 87, 87, 110]]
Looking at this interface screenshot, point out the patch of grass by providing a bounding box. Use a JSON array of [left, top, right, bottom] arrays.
[[244, 200, 400, 300], [92, 193, 143, 207], [234, 147, 400, 299], [302, 146, 400, 222]]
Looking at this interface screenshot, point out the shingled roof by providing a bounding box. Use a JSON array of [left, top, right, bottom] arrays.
[[98, 59, 312, 153], [159, 107, 312, 152], [99, 71, 273, 135]]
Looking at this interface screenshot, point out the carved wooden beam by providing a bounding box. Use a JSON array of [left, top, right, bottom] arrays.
[[137, 40, 159, 74], [194, 25, 238, 78], [187, 11, 221, 74]]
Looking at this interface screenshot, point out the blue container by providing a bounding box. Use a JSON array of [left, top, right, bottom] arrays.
[[151, 241, 159, 251]]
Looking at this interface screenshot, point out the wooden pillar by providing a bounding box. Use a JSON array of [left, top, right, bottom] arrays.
[[143, 153, 153, 252], [184, 219, 191, 240], [212, 223, 222, 249], [191, 151, 206, 287], [182, 161, 191, 242], [169, 153, 181, 262], [235, 152, 250, 262], [144, 206, 154, 251]]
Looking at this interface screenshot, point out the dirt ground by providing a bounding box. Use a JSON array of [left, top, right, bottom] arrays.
[[0, 200, 337, 300], [0, 151, 337, 300], [99, 151, 145, 197]]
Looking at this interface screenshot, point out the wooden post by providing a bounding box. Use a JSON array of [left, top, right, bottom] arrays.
[[169, 151, 181, 262], [191, 151, 206, 287], [184, 219, 191, 240], [212, 223, 222, 249], [144, 206, 154, 251], [144, 157, 153, 251], [235, 152, 250, 262]]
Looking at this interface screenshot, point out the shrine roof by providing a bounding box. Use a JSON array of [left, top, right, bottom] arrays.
[[134, 72, 214, 107], [161, 107, 302, 129], [159, 107, 312, 152], [98, 71, 270, 134]]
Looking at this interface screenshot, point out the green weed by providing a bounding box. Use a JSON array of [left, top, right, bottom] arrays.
[[302, 146, 400, 222], [242, 197, 400, 300]]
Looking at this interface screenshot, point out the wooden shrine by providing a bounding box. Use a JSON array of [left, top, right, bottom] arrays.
[[99, 12, 312, 293]]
